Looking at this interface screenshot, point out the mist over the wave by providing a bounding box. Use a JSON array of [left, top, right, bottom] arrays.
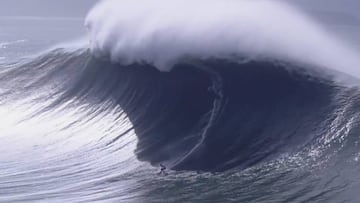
[[85, 0, 360, 77]]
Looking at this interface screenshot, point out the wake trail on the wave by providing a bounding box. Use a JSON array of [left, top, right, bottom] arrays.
[[172, 63, 226, 168]]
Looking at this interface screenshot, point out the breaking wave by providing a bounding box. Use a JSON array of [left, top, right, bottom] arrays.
[[2, 0, 360, 201], [1, 48, 360, 172]]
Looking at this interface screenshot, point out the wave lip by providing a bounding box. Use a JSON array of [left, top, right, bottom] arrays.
[[85, 0, 360, 76]]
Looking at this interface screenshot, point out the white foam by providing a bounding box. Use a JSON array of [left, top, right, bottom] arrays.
[[85, 0, 360, 76]]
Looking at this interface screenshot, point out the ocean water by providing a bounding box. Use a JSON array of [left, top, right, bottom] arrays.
[[1, 1, 360, 202]]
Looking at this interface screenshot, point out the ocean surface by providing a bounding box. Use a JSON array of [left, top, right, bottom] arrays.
[[2, 1, 360, 202]]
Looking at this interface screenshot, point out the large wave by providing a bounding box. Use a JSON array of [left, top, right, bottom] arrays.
[[72, 0, 360, 172], [1, 0, 360, 185], [3, 1, 360, 201], [2, 47, 359, 173]]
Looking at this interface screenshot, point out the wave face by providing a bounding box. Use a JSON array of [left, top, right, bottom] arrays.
[[112, 59, 339, 172], [56, 52, 359, 172]]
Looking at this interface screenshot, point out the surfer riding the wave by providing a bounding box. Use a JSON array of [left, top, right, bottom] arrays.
[[159, 164, 168, 175]]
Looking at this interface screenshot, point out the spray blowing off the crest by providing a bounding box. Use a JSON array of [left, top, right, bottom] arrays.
[[85, 0, 360, 76]]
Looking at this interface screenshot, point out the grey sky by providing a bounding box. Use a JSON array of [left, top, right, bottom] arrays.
[[0, 0, 98, 17], [0, 0, 359, 24]]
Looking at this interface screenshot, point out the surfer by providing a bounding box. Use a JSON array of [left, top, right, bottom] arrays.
[[159, 164, 167, 175]]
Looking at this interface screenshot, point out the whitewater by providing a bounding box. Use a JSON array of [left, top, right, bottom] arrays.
[[86, 0, 360, 75], [1, 0, 360, 202]]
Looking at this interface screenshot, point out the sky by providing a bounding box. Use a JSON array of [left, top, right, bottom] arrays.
[[0, 0, 359, 19], [0, 0, 98, 17], [0, 0, 359, 29]]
